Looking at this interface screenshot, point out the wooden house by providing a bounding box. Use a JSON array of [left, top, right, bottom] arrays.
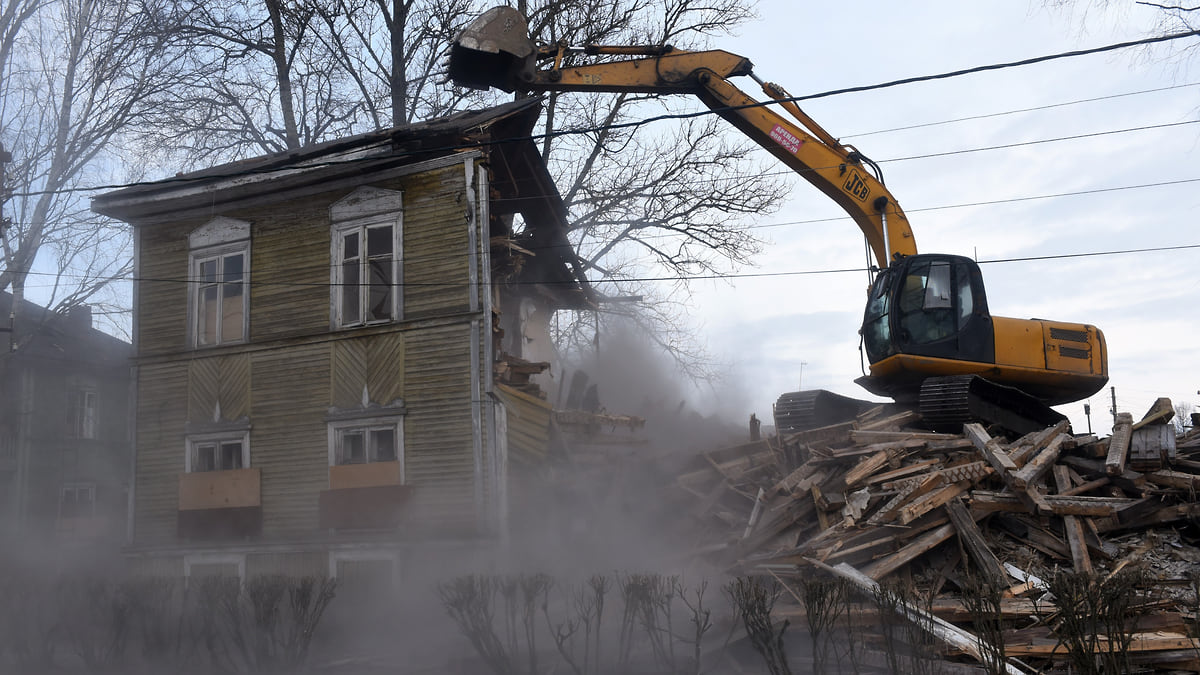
[[92, 99, 591, 579], [0, 294, 132, 553]]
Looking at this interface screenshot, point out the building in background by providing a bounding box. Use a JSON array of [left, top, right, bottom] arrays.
[[0, 293, 132, 556], [92, 99, 592, 581]]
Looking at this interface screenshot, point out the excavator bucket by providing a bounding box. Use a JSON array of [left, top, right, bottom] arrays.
[[449, 6, 537, 93]]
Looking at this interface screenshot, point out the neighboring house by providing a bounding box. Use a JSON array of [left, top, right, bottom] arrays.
[[91, 99, 591, 580], [0, 293, 132, 552]]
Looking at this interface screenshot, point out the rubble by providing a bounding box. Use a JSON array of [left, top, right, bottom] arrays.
[[667, 399, 1200, 672]]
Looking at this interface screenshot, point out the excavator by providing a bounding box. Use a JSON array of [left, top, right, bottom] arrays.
[[449, 7, 1108, 435]]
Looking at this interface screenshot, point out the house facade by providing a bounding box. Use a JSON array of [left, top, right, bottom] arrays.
[[92, 100, 591, 579], [0, 295, 132, 555]]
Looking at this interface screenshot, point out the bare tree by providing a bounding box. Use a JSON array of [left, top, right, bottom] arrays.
[[1, 0, 187, 339]]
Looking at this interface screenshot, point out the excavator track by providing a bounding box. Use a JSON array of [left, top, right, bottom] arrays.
[[773, 390, 875, 434], [919, 375, 1067, 436]]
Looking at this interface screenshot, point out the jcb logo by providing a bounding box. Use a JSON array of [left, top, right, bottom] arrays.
[[843, 171, 870, 202]]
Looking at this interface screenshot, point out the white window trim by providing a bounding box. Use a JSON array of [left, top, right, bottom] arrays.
[[185, 430, 250, 473], [184, 553, 246, 582], [328, 549, 398, 582], [329, 187, 404, 329], [188, 216, 251, 348], [327, 415, 404, 474]]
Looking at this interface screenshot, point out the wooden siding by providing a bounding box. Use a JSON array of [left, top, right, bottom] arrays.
[[403, 322, 478, 528], [494, 384, 553, 465], [135, 361, 189, 544], [330, 333, 404, 408], [403, 166, 472, 318], [250, 344, 330, 537], [136, 222, 192, 354], [188, 353, 250, 422], [246, 201, 331, 342]]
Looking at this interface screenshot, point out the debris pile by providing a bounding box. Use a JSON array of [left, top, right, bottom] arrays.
[[670, 400, 1200, 671]]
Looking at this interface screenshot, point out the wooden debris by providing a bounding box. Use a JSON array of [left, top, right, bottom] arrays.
[[653, 394, 1200, 674]]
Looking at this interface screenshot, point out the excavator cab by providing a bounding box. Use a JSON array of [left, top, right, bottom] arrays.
[[861, 254, 995, 369]]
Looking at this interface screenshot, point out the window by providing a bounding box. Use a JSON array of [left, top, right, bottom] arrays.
[[330, 187, 403, 328], [68, 389, 97, 439], [187, 434, 249, 473], [59, 484, 96, 519], [335, 223, 398, 326], [194, 250, 246, 346], [189, 217, 251, 347], [333, 424, 399, 465]]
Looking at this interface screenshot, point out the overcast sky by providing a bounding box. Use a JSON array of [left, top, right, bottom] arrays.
[[670, 0, 1199, 433]]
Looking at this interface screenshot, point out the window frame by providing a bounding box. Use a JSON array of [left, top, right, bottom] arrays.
[[185, 430, 250, 473], [68, 388, 98, 439], [58, 483, 97, 519], [189, 241, 250, 348], [331, 215, 402, 328], [327, 416, 404, 473]]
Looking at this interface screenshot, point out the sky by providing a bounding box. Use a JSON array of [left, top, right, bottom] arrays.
[[669, 0, 1200, 434]]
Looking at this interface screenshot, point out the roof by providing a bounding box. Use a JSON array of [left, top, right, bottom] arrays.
[[92, 98, 592, 307], [0, 292, 131, 366]]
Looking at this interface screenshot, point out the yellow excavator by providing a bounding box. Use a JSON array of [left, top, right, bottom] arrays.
[[450, 7, 1108, 434]]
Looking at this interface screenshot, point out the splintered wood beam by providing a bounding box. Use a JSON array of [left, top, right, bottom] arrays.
[[1053, 465, 1092, 574], [1059, 476, 1110, 497], [868, 472, 944, 525], [844, 448, 905, 488], [964, 423, 1018, 474], [970, 492, 1134, 517], [851, 429, 958, 443], [898, 479, 973, 525], [1008, 420, 1071, 467], [1011, 433, 1069, 489], [884, 461, 993, 492], [1145, 470, 1200, 491], [1106, 412, 1134, 475], [945, 497, 1008, 587], [863, 458, 941, 486], [863, 522, 956, 580]]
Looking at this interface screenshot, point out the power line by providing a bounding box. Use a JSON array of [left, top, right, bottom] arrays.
[[15, 241, 1200, 290], [842, 81, 1200, 139], [8, 27, 1200, 200]]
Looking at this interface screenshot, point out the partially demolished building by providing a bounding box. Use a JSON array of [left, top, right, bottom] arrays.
[[93, 99, 592, 580]]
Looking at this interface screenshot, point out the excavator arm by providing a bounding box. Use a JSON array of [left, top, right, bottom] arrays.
[[451, 7, 1108, 432], [451, 8, 916, 268]]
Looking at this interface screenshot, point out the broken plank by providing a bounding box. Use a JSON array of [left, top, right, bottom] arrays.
[[1053, 464, 1092, 574], [1011, 433, 1069, 489], [843, 448, 903, 487], [898, 479, 972, 525], [964, 423, 1018, 474], [863, 522, 956, 580], [1106, 412, 1134, 476], [850, 429, 961, 444], [1144, 469, 1200, 491], [969, 491, 1134, 517], [945, 497, 1008, 588]]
